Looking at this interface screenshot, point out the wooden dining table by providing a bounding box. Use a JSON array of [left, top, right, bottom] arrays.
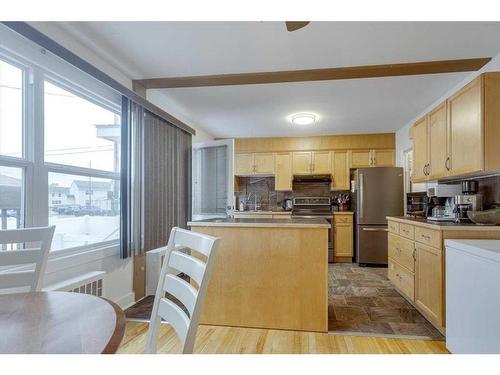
[[0, 291, 126, 354]]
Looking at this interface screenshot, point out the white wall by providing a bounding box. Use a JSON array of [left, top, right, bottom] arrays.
[[396, 51, 500, 169]]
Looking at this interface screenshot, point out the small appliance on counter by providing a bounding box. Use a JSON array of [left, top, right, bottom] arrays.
[[282, 198, 293, 211], [426, 184, 462, 222], [454, 180, 483, 223], [406, 191, 427, 217]]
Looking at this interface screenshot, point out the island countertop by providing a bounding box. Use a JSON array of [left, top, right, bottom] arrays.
[[188, 217, 330, 228]]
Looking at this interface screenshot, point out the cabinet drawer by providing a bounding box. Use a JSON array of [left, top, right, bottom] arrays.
[[388, 221, 399, 234], [334, 215, 353, 224], [388, 258, 415, 302], [399, 223, 415, 240], [414, 226, 441, 249], [388, 233, 415, 272]]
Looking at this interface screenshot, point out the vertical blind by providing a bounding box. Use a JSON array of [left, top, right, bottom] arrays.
[[122, 103, 191, 258], [141, 110, 192, 254]]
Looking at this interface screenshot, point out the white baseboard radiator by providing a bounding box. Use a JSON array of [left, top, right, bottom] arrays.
[[44, 271, 105, 297]]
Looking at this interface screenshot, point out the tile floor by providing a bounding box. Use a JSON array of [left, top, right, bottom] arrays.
[[328, 263, 443, 339]]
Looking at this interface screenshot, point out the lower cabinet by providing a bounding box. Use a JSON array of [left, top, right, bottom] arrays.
[[333, 214, 353, 259], [415, 243, 443, 327], [387, 219, 444, 331]]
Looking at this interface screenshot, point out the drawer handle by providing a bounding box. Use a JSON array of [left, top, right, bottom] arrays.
[[421, 234, 431, 240]]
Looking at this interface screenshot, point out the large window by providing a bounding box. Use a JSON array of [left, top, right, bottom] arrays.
[[0, 59, 23, 159], [0, 36, 122, 255]]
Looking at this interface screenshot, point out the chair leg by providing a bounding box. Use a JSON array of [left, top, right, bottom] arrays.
[[145, 318, 162, 354]]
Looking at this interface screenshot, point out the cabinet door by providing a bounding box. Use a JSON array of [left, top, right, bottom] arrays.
[[292, 152, 312, 174], [412, 116, 429, 182], [312, 151, 331, 174], [349, 150, 371, 168], [235, 153, 254, 175], [254, 153, 275, 174], [372, 149, 394, 167], [334, 224, 353, 257], [428, 102, 448, 179], [448, 76, 483, 176], [275, 153, 292, 191], [332, 151, 350, 190], [415, 243, 443, 326]]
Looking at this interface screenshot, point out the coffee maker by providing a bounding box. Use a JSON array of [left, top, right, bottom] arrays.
[[426, 184, 462, 222], [454, 180, 482, 223]]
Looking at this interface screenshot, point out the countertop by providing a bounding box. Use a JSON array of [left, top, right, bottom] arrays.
[[387, 216, 500, 231], [188, 217, 330, 228], [233, 210, 291, 215]]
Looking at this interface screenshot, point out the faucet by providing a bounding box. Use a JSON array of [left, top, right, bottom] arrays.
[[246, 192, 258, 211]]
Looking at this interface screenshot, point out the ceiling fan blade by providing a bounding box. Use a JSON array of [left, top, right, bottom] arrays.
[[285, 21, 310, 32]]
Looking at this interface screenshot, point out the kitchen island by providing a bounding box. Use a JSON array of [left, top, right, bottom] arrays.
[[188, 217, 330, 332]]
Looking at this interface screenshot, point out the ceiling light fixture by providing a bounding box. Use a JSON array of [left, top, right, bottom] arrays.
[[291, 113, 316, 126]]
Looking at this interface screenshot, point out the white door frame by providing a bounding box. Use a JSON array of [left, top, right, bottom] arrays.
[[192, 139, 234, 219]]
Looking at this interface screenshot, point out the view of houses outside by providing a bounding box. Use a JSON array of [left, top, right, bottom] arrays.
[[0, 60, 121, 251]]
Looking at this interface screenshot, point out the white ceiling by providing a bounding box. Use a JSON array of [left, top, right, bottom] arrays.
[[46, 22, 500, 137]]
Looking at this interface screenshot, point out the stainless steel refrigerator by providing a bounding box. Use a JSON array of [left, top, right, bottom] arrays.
[[355, 167, 404, 265]]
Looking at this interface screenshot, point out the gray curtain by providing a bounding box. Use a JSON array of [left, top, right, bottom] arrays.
[[142, 110, 192, 253]]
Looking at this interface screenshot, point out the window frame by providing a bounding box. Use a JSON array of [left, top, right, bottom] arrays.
[[0, 37, 122, 257]]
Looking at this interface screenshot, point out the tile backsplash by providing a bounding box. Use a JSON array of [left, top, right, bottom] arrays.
[[235, 176, 351, 211]]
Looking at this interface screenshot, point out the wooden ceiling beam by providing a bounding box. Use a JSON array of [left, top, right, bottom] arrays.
[[134, 58, 491, 89]]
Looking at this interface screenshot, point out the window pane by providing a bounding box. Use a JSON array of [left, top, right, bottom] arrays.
[[0, 166, 23, 230], [0, 60, 23, 158], [48, 172, 120, 251], [44, 81, 121, 172]]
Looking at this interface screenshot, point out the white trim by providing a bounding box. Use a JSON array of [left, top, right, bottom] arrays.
[[115, 291, 136, 310]]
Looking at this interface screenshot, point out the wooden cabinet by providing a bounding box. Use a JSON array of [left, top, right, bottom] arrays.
[[312, 151, 331, 174], [349, 149, 394, 168], [428, 102, 448, 180], [349, 150, 371, 168], [388, 258, 415, 302], [448, 76, 483, 176], [275, 153, 292, 191], [415, 243, 443, 327], [411, 73, 500, 182], [235, 153, 255, 175], [331, 151, 350, 190], [292, 152, 312, 174], [412, 116, 429, 182], [372, 149, 395, 167], [333, 214, 353, 258], [235, 153, 274, 176], [292, 151, 332, 174], [254, 153, 275, 174]]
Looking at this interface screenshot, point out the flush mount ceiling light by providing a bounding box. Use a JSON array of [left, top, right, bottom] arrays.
[[291, 113, 316, 126]]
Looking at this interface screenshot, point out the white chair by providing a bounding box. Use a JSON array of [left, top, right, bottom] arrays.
[[0, 226, 55, 292], [145, 227, 220, 354]]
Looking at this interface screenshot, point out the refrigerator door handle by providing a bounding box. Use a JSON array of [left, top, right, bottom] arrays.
[[362, 227, 389, 232], [359, 173, 364, 219]]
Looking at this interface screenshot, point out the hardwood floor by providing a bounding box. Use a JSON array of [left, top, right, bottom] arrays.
[[117, 322, 448, 354]]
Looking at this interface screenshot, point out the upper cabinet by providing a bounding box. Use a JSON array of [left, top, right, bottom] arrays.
[[275, 153, 292, 191], [411, 73, 500, 182], [332, 151, 350, 190], [235, 152, 275, 176], [292, 152, 312, 174], [349, 150, 371, 168], [292, 151, 331, 174], [412, 116, 429, 182], [428, 102, 448, 180], [448, 77, 483, 176], [349, 149, 394, 168]]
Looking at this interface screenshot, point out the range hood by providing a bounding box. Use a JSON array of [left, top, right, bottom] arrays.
[[293, 174, 332, 183]]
